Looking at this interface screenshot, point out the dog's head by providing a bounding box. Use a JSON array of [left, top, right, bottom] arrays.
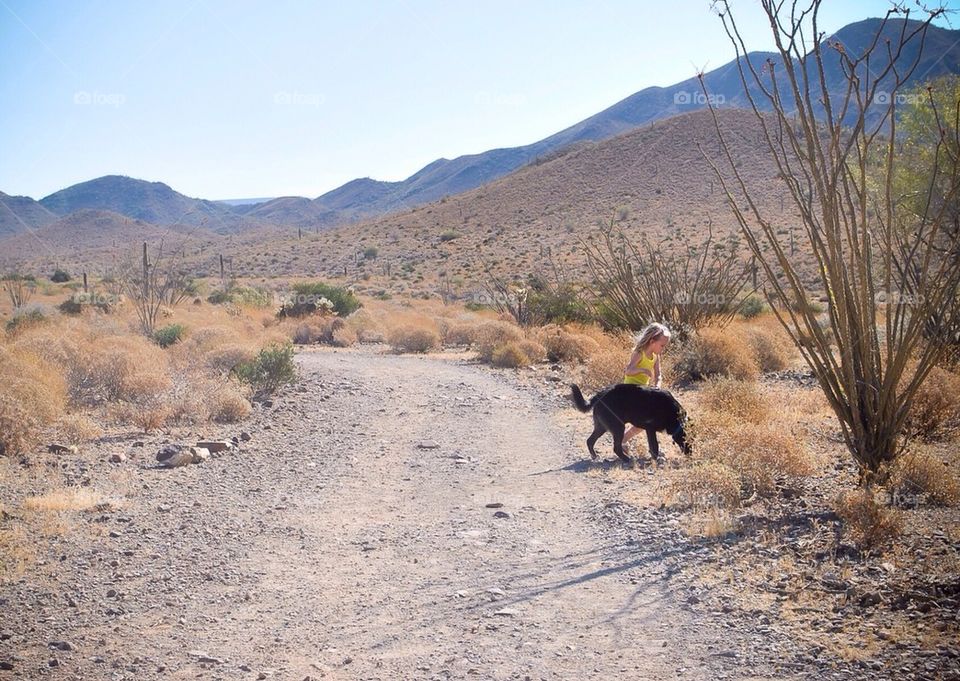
[[670, 405, 692, 455]]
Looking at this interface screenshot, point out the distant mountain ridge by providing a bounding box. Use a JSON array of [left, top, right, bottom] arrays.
[[38, 175, 266, 234], [1, 16, 957, 239]]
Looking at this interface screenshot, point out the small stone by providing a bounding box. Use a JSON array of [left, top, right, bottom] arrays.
[[156, 445, 191, 468], [109, 452, 126, 464], [493, 608, 518, 617], [48, 641, 73, 652], [493, 511, 511, 519], [189, 446, 210, 464], [240, 431, 252, 441], [48, 658, 59, 667], [485, 502, 504, 509], [196, 440, 233, 454], [417, 441, 440, 450], [47, 444, 76, 455], [0, 661, 12, 670]]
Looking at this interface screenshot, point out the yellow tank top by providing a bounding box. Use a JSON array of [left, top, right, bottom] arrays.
[[624, 349, 657, 386]]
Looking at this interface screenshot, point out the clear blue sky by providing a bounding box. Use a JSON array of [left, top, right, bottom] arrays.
[[1, 0, 956, 200]]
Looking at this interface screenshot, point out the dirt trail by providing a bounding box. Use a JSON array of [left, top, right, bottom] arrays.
[[2, 347, 750, 680]]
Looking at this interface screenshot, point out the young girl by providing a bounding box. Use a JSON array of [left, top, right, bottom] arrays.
[[622, 322, 672, 445]]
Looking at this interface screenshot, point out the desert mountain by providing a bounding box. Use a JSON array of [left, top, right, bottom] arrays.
[[39, 176, 264, 234], [0, 191, 58, 238], [210, 108, 817, 293]]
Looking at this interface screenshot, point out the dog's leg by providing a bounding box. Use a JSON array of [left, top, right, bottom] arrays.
[[586, 420, 605, 460], [608, 421, 630, 463], [646, 428, 663, 464]]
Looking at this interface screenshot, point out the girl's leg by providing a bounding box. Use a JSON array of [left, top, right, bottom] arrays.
[[623, 425, 641, 442]]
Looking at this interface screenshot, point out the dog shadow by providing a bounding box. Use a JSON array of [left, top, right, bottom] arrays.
[[530, 457, 655, 476]]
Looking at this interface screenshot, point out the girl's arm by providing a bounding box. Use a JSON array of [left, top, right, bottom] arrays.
[[654, 355, 662, 388]]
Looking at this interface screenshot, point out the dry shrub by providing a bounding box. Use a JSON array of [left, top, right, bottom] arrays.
[[442, 321, 480, 347], [210, 388, 251, 423], [203, 343, 257, 375], [673, 327, 760, 381], [906, 365, 960, 440], [699, 376, 768, 424], [535, 324, 601, 363], [0, 346, 66, 455], [55, 413, 103, 446], [682, 510, 739, 539], [388, 325, 440, 353], [887, 447, 960, 507], [292, 320, 326, 345], [331, 325, 358, 347], [666, 461, 741, 510], [517, 339, 546, 363], [130, 404, 171, 433], [23, 487, 105, 512], [491, 341, 532, 368], [344, 308, 384, 342], [76, 335, 171, 405], [743, 325, 795, 372], [473, 320, 523, 362], [688, 416, 813, 497], [581, 348, 627, 392], [833, 489, 902, 551]]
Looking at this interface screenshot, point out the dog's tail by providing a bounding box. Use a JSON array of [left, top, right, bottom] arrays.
[[569, 384, 594, 412]]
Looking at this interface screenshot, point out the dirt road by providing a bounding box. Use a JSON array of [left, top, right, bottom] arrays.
[[2, 347, 750, 680]]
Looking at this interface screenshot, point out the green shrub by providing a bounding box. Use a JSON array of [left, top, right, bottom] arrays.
[[51, 269, 71, 283], [440, 230, 460, 242], [153, 323, 186, 348], [740, 296, 765, 319], [5, 307, 50, 334], [232, 343, 297, 395], [363, 246, 379, 260], [292, 282, 361, 317]]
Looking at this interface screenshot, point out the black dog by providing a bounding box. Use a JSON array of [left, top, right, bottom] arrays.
[[570, 383, 690, 463]]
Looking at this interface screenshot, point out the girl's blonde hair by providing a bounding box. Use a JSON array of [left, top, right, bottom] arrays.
[[633, 322, 672, 352]]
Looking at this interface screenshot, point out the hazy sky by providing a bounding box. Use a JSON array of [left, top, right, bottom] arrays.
[[2, 0, 957, 200]]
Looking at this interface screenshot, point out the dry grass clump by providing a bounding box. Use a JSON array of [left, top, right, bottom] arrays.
[[473, 320, 523, 362], [699, 376, 769, 424], [331, 325, 358, 347], [742, 324, 796, 372], [54, 412, 103, 446], [535, 324, 601, 363], [517, 338, 546, 363], [887, 447, 960, 507], [491, 341, 533, 368], [201, 343, 257, 375], [665, 461, 742, 510], [833, 488, 903, 551], [442, 321, 481, 347], [388, 325, 441, 353], [673, 326, 760, 381], [209, 387, 252, 423], [0, 346, 66, 455], [75, 335, 171, 405], [23, 486, 105, 512], [906, 365, 960, 440], [581, 348, 627, 392], [687, 413, 814, 497], [344, 308, 385, 343]]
